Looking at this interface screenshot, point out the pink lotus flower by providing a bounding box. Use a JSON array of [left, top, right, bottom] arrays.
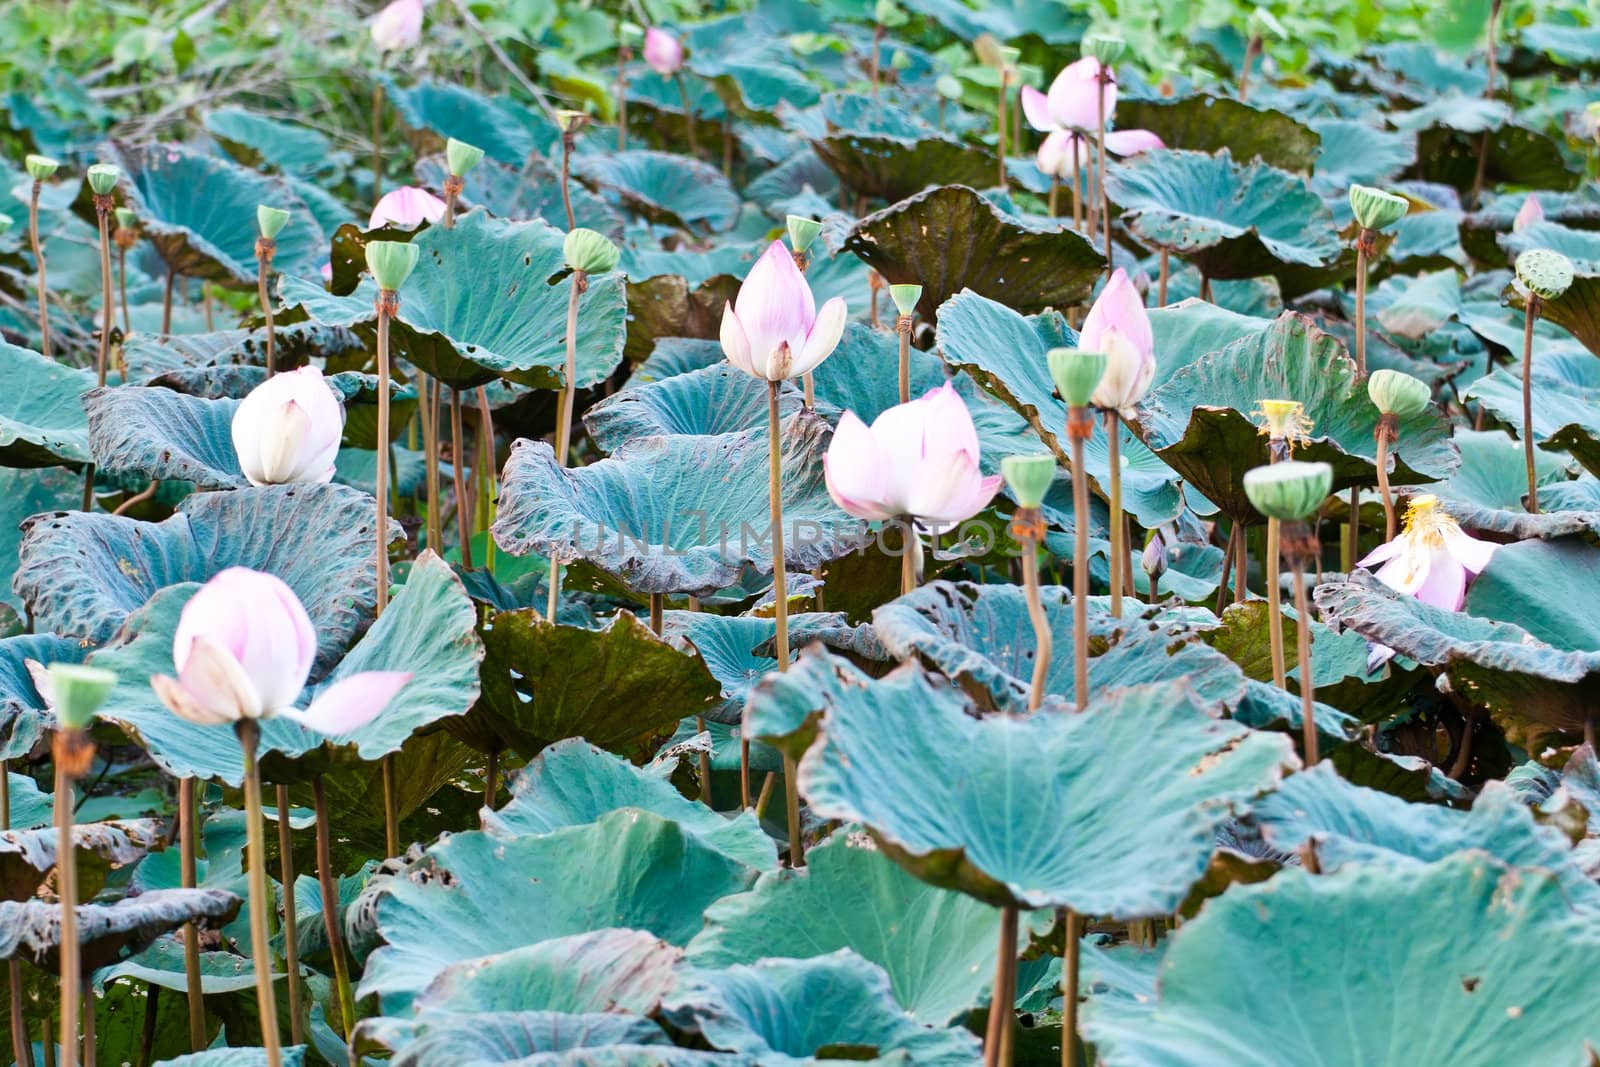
[[369, 186, 446, 230], [371, 0, 423, 51], [824, 382, 1002, 524], [1079, 268, 1155, 416], [1021, 57, 1114, 133], [1359, 495, 1496, 611], [644, 27, 684, 76], [151, 568, 411, 731], [1036, 128, 1164, 179], [231, 366, 344, 487], [720, 240, 847, 381], [1513, 194, 1544, 232]]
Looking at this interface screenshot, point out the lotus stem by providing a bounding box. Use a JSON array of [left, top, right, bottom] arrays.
[[418, 373, 442, 553], [1014, 510, 1051, 712], [674, 74, 700, 159], [381, 754, 399, 857], [763, 380, 803, 865], [1266, 518, 1286, 689], [1070, 155, 1084, 234], [616, 45, 631, 150], [117, 248, 130, 335], [28, 180, 51, 358], [234, 720, 281, 1067], [161, 269, 176, 336], [1060, 908, 1082, 1067], [1215, 523, 1236, 616], [3, 765, 32, 1067], [869, 23, 884, 97], [1522, 297, 1540, 513], [1157, 249, 1169, 306], [1096, 69, 1112, 277], [1106, 412, 1125, 619], [1375, 415, 1399, 540], [79, 982, 93, 1067], [137, 983, 158, 1067], [1238, 35, 1261, 101], [370, 76, 385, 208], [1346, 487, 1359, 574], [1354, 237, 1369, 377], [203, 284, 215, 332], [1068, 406, 1092, 711], [40, 1018, 51, 1067], [900, 518, 917, 597], [482, 746, 499, 811], [983, 904, 1019, 1067], [374, 290, 398, 614], [476, 388, 497, 571], [54, 728, 91, 1067], [274, 783, 303, 1045], [256, 239, 277, 377], [897, 314, 913, 405], [179, 778, 204, 1051], [443, 174, 462, 230], [1449, 706, 1477, 781], [697, 713, 713, 809], [312, 776, 355, 1039], [556, 272, 584, 467], [996, 70, 1009, 192], [1048, 174, 1059, 218], [1286, 523, 1320, 764], [94, 195, 113, 389], [450, 391, 474, 568], [559, 124, 578, 230]]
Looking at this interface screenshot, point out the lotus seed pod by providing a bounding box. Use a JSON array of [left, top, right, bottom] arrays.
[[1367, 369, 1431, 418], [936, 74, 964, 101], [24, 154, 60, 181], [1083, 33, 1126, 66], [555, 109, 589, 134], [973, 33, 1004, 67], [114, 207, 138, 230], [1243, 460, 1333, 522], [0, 212, 11, 236], [1515, 248, 1575, 302], [446, 137, 485, 178], [47, 664, 117, 731], [890, 48, 912, 71], [563, 228, 621, 275], [786, 215, 822, 256], [366, 240, 420, 290], [1001, 454, 1056, 510], [257, 205, 291, 240], [890, 284, 922, 317], [1247, 8, 1287, 39], [1047, 347, 1108, 408], [86, 163, 121, 196], [997, 45, 1021, 71], [619, 21, 644, 48], [1347, 184, 1408, 232]]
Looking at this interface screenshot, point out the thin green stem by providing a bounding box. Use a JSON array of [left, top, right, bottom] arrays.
[[996, 70, 1009, 192], [257, 251, 276, 377], [897, 321, 911, 406], [162, 269, 176, 336], [95, 202, 113, 388], [376, 298, 394, 613], [484, 747, 499, 810], [1522, 299, 1540, 513], [4, 763, 32, 1067], [900, 518, 916, 597], [768, 380, 801, 865], [1061, 908, 1081, 1067], [1019, 533, 1050, 712], [559, 129, 577, 230], [1069, 418, 1090, 712], [1291, 561, 1319, 765], [1266, 518, 1286, 690], [29, 182, 50, 358], [1096, 72, 1112, 277], [179, 778, 204, 1051], [1354, 244, 1368, 378], [55, 732, 81, 1067], [313, 776, 355, 1039], [451, 390, 473, 567], [117, 247, 130, 336], [274, 783, 303, 1045], [381, 754, 399, 857], [1106, 412, 1124, 618], [1376, 426, 1397, 541], [235, 721, 281, 1067], [675, 74, 700, 158]]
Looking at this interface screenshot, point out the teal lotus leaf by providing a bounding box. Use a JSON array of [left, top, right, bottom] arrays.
[[752, 649, 1296, 911], [84, 386, 245, 489], [572, 150, 740, 233], [1116, 95, 1322, 173], [362, 1011, 668, 1065], [415, 153, 624, 237], [0, 888, 239, 970], [0, 818, 165, 902], [0, 339, 91, 468]]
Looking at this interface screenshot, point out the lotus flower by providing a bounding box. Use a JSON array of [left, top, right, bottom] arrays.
[[824, 382, 1002, 524], [231, 366, 344, 487], [151, 569, 411, 730], [1358, 495, 1496, 612], [1036, 128, 1164, 178], [1513, 194, 1544, 232], [369, 186, 446, 230], [720, 240, 847, 381], [371, 0, 423, 51], [1021, 57, 1114, 133], [1079, 269, 1155, 416], [644, 27, 684, 76]]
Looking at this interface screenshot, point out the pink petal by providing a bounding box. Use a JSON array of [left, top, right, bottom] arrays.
[[1513, 195, 1544, 232], [906, 450, 1000, 524], [371, 0, 423, 51], [1090, 326, 1155, 412], [792, 297, 848, 378], [175, 635, 263, 722], [733, 241, 816, 372], [1079, 269, 1153, 364], [720, 303, 755, 376], [644, 27, 684, 76], [1105, 129, 1164, 156], [1413, 548, 1468, 611], [1036, 131, 1084, 179], [824, 412, 896, 521], [369, 186, 446, 230], [1442, 525, 1497, 575], [1047, 57, 1113, 132], [288, 671, 413, 736], [917, 381, 982, 465], [1357, 539, 1403, 568], [151, 673, 235, 727], [174, 569, 316, 711], [1021, 85, 1056, 132]]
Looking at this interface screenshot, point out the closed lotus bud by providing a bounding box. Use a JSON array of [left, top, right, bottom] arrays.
[[564, 228, 620, 274], [371, 0, 423, 52], [86, 163, 120, 196], [1348, 184, 1409, 231], [1243, 460, 1333, 522], [24, 154, 60, 181], [1001, 454, 1056, 510], [1141, 530, 1168, 580], [1083, 33, 1126, 66], [643, 27, 684, 76], [890, 284, 922, 317], [257, 205, 290, 240], [1047, 347, 1107, 408], [1512, 194, 1544, 232], [114, 207, 138, 230], [231, 366, 345, 487], [786, 215, 822, 256], [45, 664, 117, 731], [1367, 369, 1431, 418], [1515, 248, 1575, 302], [446, 137, 485, 178], [974, 33, 1005, 67], [366, 240, 420, 291]]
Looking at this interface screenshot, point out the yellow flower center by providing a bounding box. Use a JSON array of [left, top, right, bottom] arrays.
[[1400, 494, 1457, 550], [1252, 399, 1313, 453]]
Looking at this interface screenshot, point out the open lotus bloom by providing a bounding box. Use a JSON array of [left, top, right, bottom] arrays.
[[1359, 496, 1496, 611], [231, 366, 344, 486], [1080, 268, 1155, 416], [369, 185, 447, 230], [720, 240, 847, 381], [1021, 57, 1114, 133], [151, 568, 411, 732], [1036, 128, 1164, 178], [824, 382, 1003, 524], [643, 27, 684, 76], [371, 0, 423, 51], [1513, 194, 1544, 232]]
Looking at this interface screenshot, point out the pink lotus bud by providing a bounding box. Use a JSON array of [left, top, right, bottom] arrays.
[[151, 568, 411, 732], [369, 186, 447, 230], [720, 240, 847, 381], [371, 0, 423, 52], [230, 366, 345, 487], [643, 27, 685, 76], [1358, 495, 1496, 612], [1037, 57, 1114, 133], [824, 382, 1003, 524], [1036, 130, 1088, 179], [1080, 269, 1155, 416], [1513, 194, 1544, 232]]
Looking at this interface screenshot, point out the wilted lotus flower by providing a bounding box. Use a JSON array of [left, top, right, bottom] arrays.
[[643, 27, 684, 75], [368, 186, 446, 230], [231, 366, 344, 486], [1080, 268, 1155, 416], [720, 240, 847, 381], [824, 382, 1002, 524], [371, 0, 423, 51], [1358, 495, 1496, 611], [1513, 194, 1545, 232], [1021, 57, 1113, 133], [152, 568, 411, 730], [1036, 128, 1163, 178]]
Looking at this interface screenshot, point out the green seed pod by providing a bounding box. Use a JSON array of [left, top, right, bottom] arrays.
[[1083, 33, 1126, 66], [564, 228, 621, 275], [86, 163, 121, 196], [446, 137, 485, 178], [1047, 347, 1107, 408], [890, 48, 911, 71], [620, 21, 645, 48], [1243, 460, 1333, 522], [366, 240, 420, 291], [257, 205, 291, 240], [936, 74, 964, 101], [890, 284, 922, 317], [47, 664, 117, 731], [1347, 184, 1408, 232], [1366, 369, 1431, 418], [0, 212, 12, 236], [24, 154, 60, 181], [1515, 248, 1575, 302], [1001, 454, 1056, 510], [114, 207, 138, 230], [786, 215, 822, 256], [1247, 8, 1287, 39], [554, 109, 589, 134]]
